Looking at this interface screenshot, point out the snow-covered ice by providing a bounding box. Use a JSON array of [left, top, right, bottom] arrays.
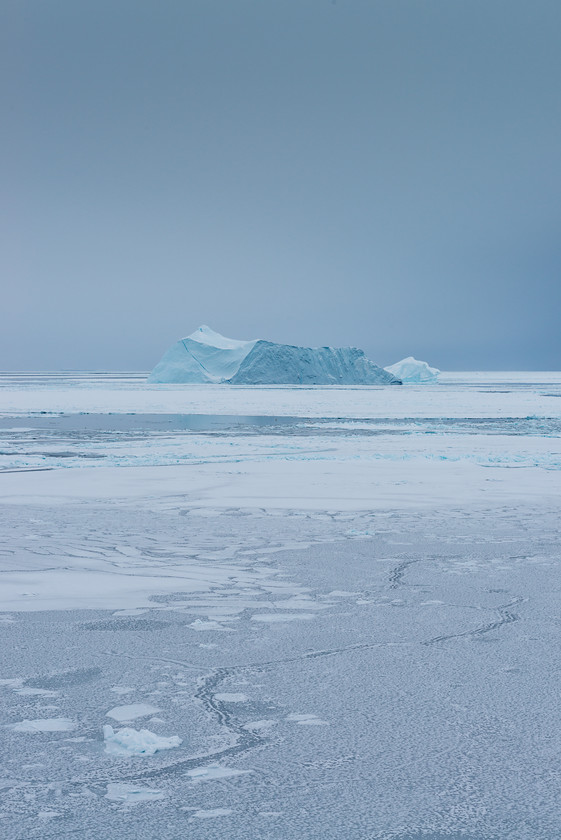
[[105, 782, 164, 805], [186, 765, 251, 782], [105, 703, 160, 722], [243, 719, 277, 731], [1, 371, 560, 839], [214, 693, 248, 703], [103, 724, 182, 756], [286, 713, 329, 725], [192, 807, 233, 818], [251, 612, 316, 622], [10, 718, 75, 733]]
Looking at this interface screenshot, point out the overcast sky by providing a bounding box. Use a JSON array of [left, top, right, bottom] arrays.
[[2, 0, 560, 370]]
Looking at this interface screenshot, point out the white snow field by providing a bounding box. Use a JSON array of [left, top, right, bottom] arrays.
[[0, 371, 560, 839], [385, 355, 440, 382], [148, 325, 399, 384]]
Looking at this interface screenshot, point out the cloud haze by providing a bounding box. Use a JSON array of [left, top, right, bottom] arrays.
[[2, 0, 560, 370]]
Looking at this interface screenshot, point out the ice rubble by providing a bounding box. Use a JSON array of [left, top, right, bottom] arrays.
[[103, 724, 182, 756], [148, 325, 401, 385], [384, 356, 439, 383]]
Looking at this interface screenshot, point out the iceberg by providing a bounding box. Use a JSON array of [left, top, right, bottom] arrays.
[[384, 356, 440, 383], [148, 325, 401, 385]]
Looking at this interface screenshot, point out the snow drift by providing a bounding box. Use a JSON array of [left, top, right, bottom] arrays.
[[385, 356, 440, 383], [149, 326, 401, 385]]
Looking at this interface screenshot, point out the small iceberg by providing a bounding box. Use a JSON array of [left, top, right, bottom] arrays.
[[103, 724, 182, 756], [384, 356, 440, 383]]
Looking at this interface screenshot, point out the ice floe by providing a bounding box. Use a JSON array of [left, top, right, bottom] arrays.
[[242, 719, 277, 731], [186, 764, 251, 782], [10, 718, 75, 732], [286, 713, 329, 725], [105, 782, 164, 805], [106, 703, 160, 722]]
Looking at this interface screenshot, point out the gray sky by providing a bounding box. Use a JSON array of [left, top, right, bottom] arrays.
[[2, 0, 560, 370]]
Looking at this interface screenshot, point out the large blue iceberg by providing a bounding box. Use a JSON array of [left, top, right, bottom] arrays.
[[148, 326, 401, 385]]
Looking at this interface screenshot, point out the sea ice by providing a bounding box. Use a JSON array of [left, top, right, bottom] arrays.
[[286, 713, 329, 725], [186, 764, 251, 782], [384, 356, 440, 383], [14, 686, 57, 697], [214, 693, 248, 702], [251, 612, 316, 622], [106, 703, 160, 722], [242, 719, 277, 731], [105, 782, 164, 805], [189, 619, 230, 631], [103, 724, 182, 756], [10, 718, 75, 732], [192, 808, 233, 818], [37, 810, 62, 820], [148, 325, 400, 385], [110, 686, 135, 695]]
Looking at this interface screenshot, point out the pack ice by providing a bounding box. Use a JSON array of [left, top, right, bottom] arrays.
[[384, 356, 439, 383], [148, 325, 401, 385]]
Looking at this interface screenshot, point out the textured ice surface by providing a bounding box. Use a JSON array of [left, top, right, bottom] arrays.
[[286, 713, 329, 725], [10, 718, 75, 732], [103, 725, 182, 756], [192, 807, 233, 818], [385, 355, 440, 382], [251, 612, 316, 622], [186, 765, 251, 782], [106, 703, 160, 722], [243, 719, 277, 731], [214, 693, 248, 702], [148, 325, 399, 385], [1, 372, 561, 839], [105, 783, 164, 805]]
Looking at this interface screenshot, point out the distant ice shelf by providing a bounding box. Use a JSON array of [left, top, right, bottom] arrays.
[[148, 325, 401, 385], [385, 356, 440, 383]]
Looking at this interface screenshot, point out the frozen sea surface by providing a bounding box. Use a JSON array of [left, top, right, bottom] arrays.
[[0, 372, 560, 839]]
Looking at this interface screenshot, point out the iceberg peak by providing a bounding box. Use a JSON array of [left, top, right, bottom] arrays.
[[187, 325, 256, 351]]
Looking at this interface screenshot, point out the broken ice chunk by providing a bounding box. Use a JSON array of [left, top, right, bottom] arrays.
[[103, 725, 182, 756]]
